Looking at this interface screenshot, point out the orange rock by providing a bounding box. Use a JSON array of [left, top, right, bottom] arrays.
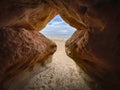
[[0, 0, 120, 90], [0, 26, 56, 83]]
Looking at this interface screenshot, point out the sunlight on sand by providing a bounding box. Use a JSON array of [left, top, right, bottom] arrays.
[[24, 37, 91, 90]]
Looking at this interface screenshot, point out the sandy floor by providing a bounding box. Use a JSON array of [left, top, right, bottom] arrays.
[[24, 38, 91, 90]]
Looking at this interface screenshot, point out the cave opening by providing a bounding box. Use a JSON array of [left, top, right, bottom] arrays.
[[36, 15, 87, 90], [40, 15, 76, 39], [40, 14, 76, 57]]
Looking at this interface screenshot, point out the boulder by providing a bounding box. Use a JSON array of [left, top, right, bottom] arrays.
[[0, 26, 56, 89]]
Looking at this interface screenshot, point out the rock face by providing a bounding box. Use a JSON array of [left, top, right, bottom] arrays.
[[0, 0, 120, 90], [63, 1, 120, 90], [0, 26, 56, 89], [0, 0, 57, 30]]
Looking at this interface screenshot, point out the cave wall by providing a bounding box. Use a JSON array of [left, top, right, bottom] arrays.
[[0, 26, 56, 87], [0, 0, 120, 90], [0, 0, 57, 89], [0, 0, 57, 30], [49, 0, 120, 89]]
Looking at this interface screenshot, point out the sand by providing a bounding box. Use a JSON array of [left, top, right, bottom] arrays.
[[24, 38, 91, 90]]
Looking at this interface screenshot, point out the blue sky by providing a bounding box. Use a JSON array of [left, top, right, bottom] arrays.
[[40, 15, 76, 38]]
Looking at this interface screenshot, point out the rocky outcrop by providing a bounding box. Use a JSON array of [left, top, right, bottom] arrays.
[[63, 0, 120, 90], [0, 0, 120, 90], [0, 26, 56, 89], [0, 0, 58, 89], [0, 0, 57, 30]]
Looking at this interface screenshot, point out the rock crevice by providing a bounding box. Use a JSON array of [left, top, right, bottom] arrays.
[[0, 0, 120, 90]]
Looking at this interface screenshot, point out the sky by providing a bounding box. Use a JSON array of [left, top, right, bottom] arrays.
[[40, 15, 76, 38]]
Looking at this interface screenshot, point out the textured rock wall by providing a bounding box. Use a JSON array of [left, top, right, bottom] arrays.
[[0, 0, 120, 90], [0, 0, 57, 89], [63, 0, 120, 90], [0, 0, 57, 30], [0, 26, 56, 89], [49, 0, 120, 89]]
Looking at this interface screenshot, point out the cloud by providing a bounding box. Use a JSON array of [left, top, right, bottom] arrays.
[[48, 21, 64, 26], [40, 15, 76, 36], [58, 30, 68, 33]]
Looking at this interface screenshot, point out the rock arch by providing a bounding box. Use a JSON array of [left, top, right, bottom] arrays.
[[0, 0, 120, 90]]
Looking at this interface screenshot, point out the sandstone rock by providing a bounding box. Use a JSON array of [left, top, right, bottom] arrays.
[[0, 0, 57, 30], [64, 0, 120, 90], [3, 56, 53, 90], [0, 0, 120, 90], [0, 26, 56, 88]]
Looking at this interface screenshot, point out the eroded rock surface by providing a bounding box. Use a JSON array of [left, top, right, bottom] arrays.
[[0, 0, 57, 30], [0, 0, 120, 90], [0, 26, 56, 89], [64, 0, 120, 90]]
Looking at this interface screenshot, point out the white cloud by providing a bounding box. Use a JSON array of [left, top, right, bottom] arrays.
[[58, 30, 68, 33], [40, 15, 76, 36], [48, 21, 64, 26]]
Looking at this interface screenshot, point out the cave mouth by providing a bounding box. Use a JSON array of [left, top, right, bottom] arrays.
[[40, 15, 76, 39], [40, 14, 76, 58], [39, 14, 77, 67], [35, 15, 86, 90]]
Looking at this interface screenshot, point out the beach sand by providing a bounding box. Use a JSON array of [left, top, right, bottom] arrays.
[[24, 38, 91, 90]]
